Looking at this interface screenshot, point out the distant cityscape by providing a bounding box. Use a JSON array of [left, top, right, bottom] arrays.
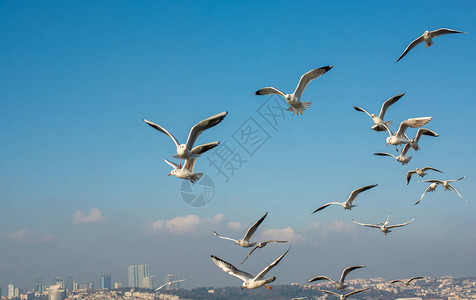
[[0, 273, 474, 300]]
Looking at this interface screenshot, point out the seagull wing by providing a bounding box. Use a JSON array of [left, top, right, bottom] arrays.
[[431, 28, 467, 38], [213, 231, 238, 243], [401, 143, 411, 156], [340, 265, 366, 283], [243, 212, 268, 241], [374, 152, 397, 159], [414, 128, 439, 143], [352, 219, 380, 229], [420, 167, 443, 173], [447, 184, 467, 202], [144, 119, 180, 147], [254, 246, 291, 280], [419, 179, 443, 184], [346, 184, 378, 205], [390, 280, 405, 284], [308, 276, 334, 283], [319, 290, 341, 297], [311, 202, 342, 214], [396, 35, 425, 62], [155, 283, 168, 290], [255, 87, 286, 97], [241, 240, 288, 263], [415, 185, 434, 205], [186, 112, 228, 149], [184, 158, 198, 172], [407, 277, 424, 284], [191, 141, 220, 155], [353, 106, 373, 118], [211, 255, 253, 282], [241, 244, 260, 264], [447, 176, 465, 182], [388, 218, 415, 229], [170, 279, 186, 284], [345, 288, 370, 297], [406, 170, 417, 185], [164, 159, 179, 170], [293, 66, 332, 98], [379, 93, 405, 119], [396, 117, 432, 139]]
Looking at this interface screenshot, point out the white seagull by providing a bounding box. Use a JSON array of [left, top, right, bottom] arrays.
[[312, 184, 377, 214], [416, 177, 466, 205], [155, 279, 186, 291], [374, 143, 412, 165], [383, 117, 433, 151], [319, 288, 370, 300], [353, 92, 405, 131], [352, 215, 415, 236], [241, 240, 288, 264], [144, 111, 228, 167], [391, 277, 424, 286], [255, 66, 332, 115], [164, 158, 202, 183], [396, 28, 467, 62], [214, 212, 267, 248], [406, 167, 443, 185], [308, 265, 366, 290], [406, 128, 439, 151], [211, 246, 291, 290]]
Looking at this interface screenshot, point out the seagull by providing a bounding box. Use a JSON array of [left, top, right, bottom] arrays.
[[214, 212, 268, 248], [291, 297, 308, 300], [144, 111, 228, 167], [374, 143, 412, 165], [396, 28, 467, 62], [241, 240, 288, 264], [211, 246, 291, 290], [164, 158, 202, 183], [312, 184, 377, 214], [319, 288, 370, 300], [353, 92, 405, 131], [155, 279, 186, 291], [255, 66, 333, 115], [391, 277, 424, 286], [406, 167, 443, 185], [383, 117, 433, 151], [406, 128, 439, 151], [416, 177, 466, 205], [308, 265, 366, 291], [352, 215, 415, 236]]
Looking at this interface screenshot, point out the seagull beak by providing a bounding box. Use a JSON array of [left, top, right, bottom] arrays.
[[241, 286, 244, 289], [265, 284, 272, 290], [386, 142, 390, 146], [168, 173, 172, 176]]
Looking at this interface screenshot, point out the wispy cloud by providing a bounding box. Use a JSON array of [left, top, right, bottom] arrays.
[[260, 227, 307, 243], [7, 230, 56, 245], [72, 207, 106, 224]]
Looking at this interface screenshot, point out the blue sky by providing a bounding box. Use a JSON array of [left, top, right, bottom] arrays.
[[1, 0, 475, 290]]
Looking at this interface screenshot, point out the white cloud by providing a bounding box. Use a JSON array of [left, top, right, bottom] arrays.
[[7, 230, 56, 245], [260, 227, 307, 243], [72, 207, 106, 224]]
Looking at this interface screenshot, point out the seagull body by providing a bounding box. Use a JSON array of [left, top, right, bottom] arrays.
[[255, 66, 332, 115], [391, 277, 424, 286], [406, 128, 439, 151], [319, 288, 370, 300], [312, 184, 377, 214], [308, 265, 366, 291], [165, 158, 202, 183], [396, 28, 467, 62], [374, 143, 412, 165], [406, 167, 443, 185], [144, 111, 228, 165], [352, 215, 415, 236], [416, 177, 466, 205], [214, 212, 268, 248], [353, 93, 405, 131], [384, 117, 433, 150], [211, 246, 290, 290], [241, 240, 288, 264], [155, 279, 186, 291], [415, 182, 439, 205]]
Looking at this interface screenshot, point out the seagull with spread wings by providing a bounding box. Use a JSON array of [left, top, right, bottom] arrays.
[[352, 215, 415, 236], [391, 277, 424, 286], [396, 28, 467, 62], [241, 240, 288, 264], [383, 117, 433, 152], [374, 143, 412, 165], [416, 177, 466, 205], [211, 246, 291, 290], [214, 212, 268, 248], [406, 167, 443, 185], [144, 111, 227, 167], [308, 265, 366, 290], [406, 128, 439, 151], [164, 158, 203, 183], [312, 184, 377, 214], [155, 279, 186, 291], [353, 92, 405, 132], [319, 288, 370, 300], [255, 66, 332, 115]]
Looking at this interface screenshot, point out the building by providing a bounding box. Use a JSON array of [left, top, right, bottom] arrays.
[[7, 284, 15, 298], [0, 284, 2, 298], [128, 264, 150, 288], [114, 283, 123, 289], [47, 284, 66, 300], [100, 274, 111, 290], [143, 276, 158, 290], [73, 281, 79, 292], [165, 274, 179, 290], [65, 276, 73, 292]]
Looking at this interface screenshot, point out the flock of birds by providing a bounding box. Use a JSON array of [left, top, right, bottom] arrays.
[[144, 28, 468, 298]]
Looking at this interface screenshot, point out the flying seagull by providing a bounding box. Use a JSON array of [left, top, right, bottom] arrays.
[[144, 111, 228, 167], [374, 143, 412, 165], [164, 158, 203, 183], [352, 215, 415, 236], [353, 92, 405, 131], [319, 288, 370, 300], [416, 177, 466, 205], [383, 117, 432, 151], [241, 240, 288, 264], [312, 184, 377, 214], [406, 128, 439, 151], [214, 212, 268, 247], [396, 28, 467, 62], [255, 66, 332, 115], [308, 265, 366, 290], [406, 167, 443, 185], [155, 279, 186, 291], [391, 277, 424, 286], [211, 246, 291, 290]]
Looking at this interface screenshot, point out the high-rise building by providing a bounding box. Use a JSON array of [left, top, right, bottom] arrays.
[[165, 274, 179, 290], [65, 276, 73, 292], [128, 264, 150, 288], [7, 284, 15, 297], [73, 281, 79, 292], [0, 284, 2, 298], [48, 284, 66, 300], [100, 274, 111, 290], [143, 276, 159, 290]]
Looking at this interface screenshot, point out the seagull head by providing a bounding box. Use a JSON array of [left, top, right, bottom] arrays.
[[386, 137, 391, 146], [179, 144, 188, 150], [169, 170, 177, 176], [241, 282, 248, 289]]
